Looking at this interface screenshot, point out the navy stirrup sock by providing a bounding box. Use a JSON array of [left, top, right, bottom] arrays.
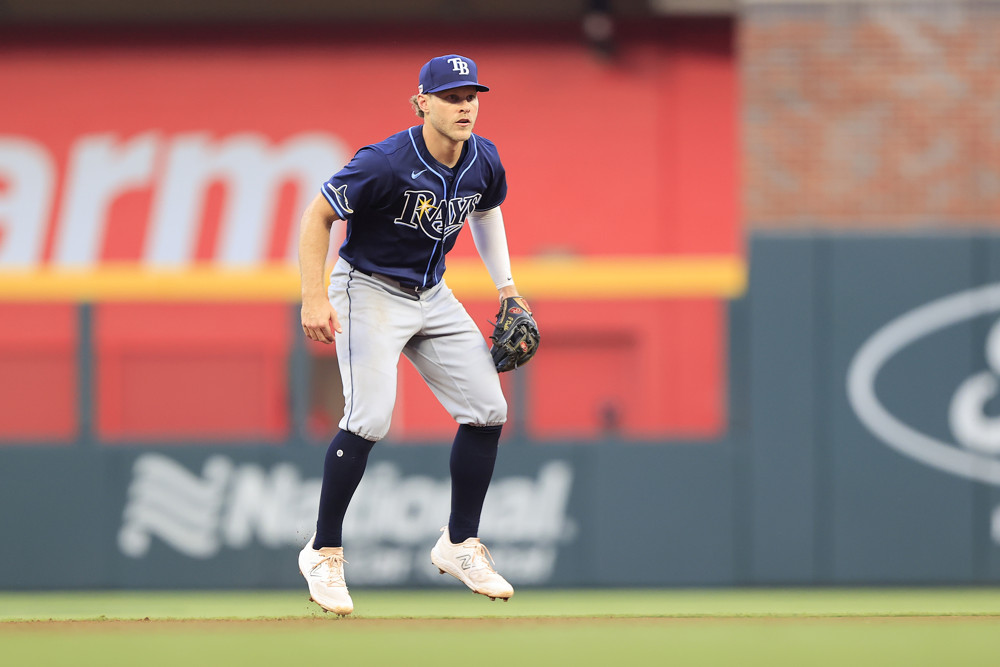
[[314, 429, 375, 549], [448, 424, 502, 544]]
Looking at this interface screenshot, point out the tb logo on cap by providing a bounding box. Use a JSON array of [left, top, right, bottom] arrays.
[[418, 54, 489, 94], [447, 57, 470, 76]]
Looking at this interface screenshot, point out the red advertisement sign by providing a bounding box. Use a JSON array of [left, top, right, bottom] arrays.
[[0, 26, 738, 441], [0, 27, 738, 269]]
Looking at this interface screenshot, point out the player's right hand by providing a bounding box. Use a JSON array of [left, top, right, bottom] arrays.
[[301, 299, 342, 344]]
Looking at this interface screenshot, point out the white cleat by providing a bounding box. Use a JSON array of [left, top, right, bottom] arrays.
[[430, 526, 514, 601], [298, 534, 354, 616]]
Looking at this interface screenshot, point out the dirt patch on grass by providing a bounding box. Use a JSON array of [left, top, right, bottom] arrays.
[[4, 614, 1000, 634]]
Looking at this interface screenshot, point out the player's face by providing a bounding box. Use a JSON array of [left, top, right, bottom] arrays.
[[423, 86, 479, 143]]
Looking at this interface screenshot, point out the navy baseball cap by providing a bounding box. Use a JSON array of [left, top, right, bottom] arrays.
[[418, 54, 490, 94]]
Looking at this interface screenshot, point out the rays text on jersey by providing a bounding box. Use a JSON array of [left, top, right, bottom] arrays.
[[393, 190, 481, 241]]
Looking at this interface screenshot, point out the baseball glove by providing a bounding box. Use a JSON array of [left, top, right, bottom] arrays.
[[489, 296, 540, 373]]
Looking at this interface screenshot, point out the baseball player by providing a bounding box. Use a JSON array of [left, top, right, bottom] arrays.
[[297, 54, 538, 615]]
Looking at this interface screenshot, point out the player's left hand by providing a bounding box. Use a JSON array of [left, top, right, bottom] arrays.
[[489, 296, 540, 372]]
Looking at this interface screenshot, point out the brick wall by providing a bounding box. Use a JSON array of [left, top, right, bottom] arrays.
[[742, 2, 1000, 229]]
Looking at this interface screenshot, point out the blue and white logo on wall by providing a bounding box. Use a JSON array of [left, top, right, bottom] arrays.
[[117, 454, 576, 585], [847, 283, 1000, 540]]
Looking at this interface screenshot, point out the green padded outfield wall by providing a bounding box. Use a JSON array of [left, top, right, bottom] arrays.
[[2, 234, 1000, 589]]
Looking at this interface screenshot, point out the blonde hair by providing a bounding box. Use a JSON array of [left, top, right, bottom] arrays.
[[409, 94, 424, 118]]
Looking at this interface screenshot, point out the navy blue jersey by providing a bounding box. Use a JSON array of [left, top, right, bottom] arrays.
[[321, 126, 507, 289]]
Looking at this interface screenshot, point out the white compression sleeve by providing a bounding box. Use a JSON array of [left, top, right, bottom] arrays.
[[468, 206, 515, 290]]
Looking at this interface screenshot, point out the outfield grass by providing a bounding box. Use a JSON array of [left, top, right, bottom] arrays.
[[3, 588, 1000, 666]]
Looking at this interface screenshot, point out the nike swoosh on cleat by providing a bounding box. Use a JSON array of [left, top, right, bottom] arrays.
[[411, 169, 427, 179]]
